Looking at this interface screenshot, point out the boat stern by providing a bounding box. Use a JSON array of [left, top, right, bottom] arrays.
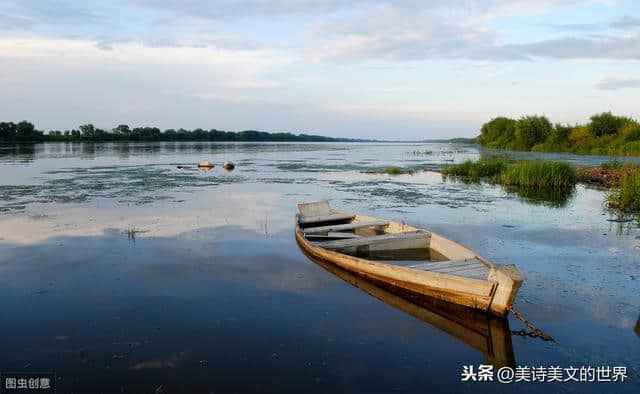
[[488, 264, 523, 316]]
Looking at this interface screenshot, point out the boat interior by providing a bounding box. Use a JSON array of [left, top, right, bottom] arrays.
[[298, 200, 492, 281]]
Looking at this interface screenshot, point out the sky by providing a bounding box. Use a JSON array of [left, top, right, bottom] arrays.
[[0, 0, 639, 139]]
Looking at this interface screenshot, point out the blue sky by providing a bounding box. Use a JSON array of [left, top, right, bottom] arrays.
[[0, 0, 639, 139]]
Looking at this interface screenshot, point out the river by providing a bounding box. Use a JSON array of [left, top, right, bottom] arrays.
[[0, 142, 638, 393]]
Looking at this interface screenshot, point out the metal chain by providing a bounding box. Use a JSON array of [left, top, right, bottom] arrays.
[[508, 305, 554, 341]]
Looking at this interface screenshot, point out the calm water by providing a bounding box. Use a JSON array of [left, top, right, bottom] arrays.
[[0, 142, 638, 393]]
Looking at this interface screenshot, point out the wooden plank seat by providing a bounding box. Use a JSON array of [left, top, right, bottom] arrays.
[[298, 213, 356, 226], [407, 258, 490, 280], [303, 220, 389, 234], [305, 232, 361, 240], [311, 231, 430, 250], [297, 200, 356, 226]]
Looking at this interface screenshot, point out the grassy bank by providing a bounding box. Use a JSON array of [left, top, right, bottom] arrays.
[[576, 161, 639, 188], [476, 112, 640, 156]]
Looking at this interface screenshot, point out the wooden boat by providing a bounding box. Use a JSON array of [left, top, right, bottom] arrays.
[[295, 200, 523, 316], [302, 249, 515, 367]]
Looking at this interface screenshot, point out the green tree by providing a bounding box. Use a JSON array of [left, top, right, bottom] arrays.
[[477, 117, 517, 148], [589, 112, 628, 137], [113, 124, 131, 136], [15, 121, 41, 141], [0, 122, 17, 140], [79, 124, 96, 138], [547, 123, 572, 147], [514, 115, 552, 150]]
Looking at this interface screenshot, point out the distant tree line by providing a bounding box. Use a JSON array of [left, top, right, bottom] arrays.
[[477, 112, 640, 156], [0, 121, 367, 143]]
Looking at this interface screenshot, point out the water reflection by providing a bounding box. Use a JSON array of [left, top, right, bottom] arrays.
[[0, 143, 37, 162], [504, 186, 576, 208], [301, 249, 516, 368], [444, 176, 576, 208], [606, 213, 640, 235]]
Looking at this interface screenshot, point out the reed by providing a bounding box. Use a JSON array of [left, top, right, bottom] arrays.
[[605, 171, 640, 213], [441, 158, 508, 178], [498, 161, 576, 189]]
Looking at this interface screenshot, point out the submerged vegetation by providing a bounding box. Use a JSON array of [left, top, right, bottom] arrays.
[[407, 150, 433, 156], [364, 166, 417, 175], [477, 112, 640, 156], [0, 121, 368, 143]]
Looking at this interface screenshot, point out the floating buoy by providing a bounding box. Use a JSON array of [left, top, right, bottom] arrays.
[[222, 161, 235, 170], [197, 160, 214, 168]]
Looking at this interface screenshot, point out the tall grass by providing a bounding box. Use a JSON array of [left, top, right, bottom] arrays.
[[442, 157, 508, 178], [498, 161, 576, 189], [605, 171, 640, 213]]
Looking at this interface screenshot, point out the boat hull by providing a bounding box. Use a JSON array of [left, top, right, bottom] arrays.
[[295, 214, 522, 316]]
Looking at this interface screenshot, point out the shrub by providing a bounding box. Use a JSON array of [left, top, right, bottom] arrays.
[[531, 142, 553, 152], [622, 123, 640, 142], [619, 141, 640, 156], [568, 126, 592, 145]]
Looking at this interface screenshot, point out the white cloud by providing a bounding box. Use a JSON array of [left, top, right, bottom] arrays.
[[594, 76, 640, 90]]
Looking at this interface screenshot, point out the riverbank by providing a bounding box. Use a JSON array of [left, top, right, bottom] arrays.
[[576, 165, 638, 188], [476, 112, 640, 156]]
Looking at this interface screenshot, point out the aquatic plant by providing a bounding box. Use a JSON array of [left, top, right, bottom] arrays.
[[124, 225, 148, 240], [601, 158, 624, 170], [441, 158, 508, 178], [497, 161, 577, 190], [408, 150, 433, 156], [605, 171, 640, 214], [364, 166, 417, 175]]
